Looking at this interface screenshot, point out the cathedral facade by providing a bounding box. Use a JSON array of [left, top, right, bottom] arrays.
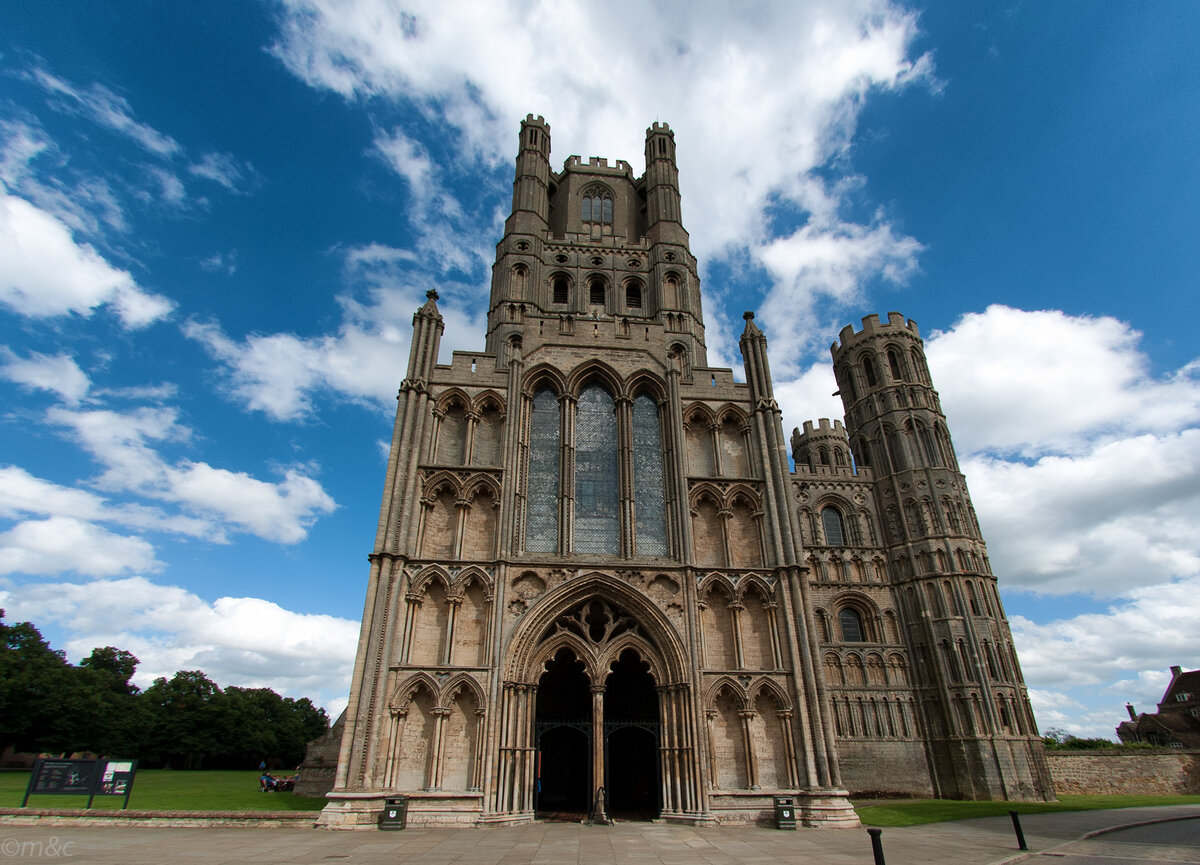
[[319, 116, 1053, 828]]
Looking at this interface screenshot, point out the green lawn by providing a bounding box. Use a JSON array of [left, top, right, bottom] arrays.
[[855, 794, 1200, 827], [0, 770, 326, 812]]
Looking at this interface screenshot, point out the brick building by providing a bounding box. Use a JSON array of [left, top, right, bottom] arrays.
[[319, 117, 1053, 828], [1117, 665, 1200, 748]]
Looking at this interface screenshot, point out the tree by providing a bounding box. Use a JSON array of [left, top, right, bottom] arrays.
[[73, 647, 149, 756], [0, 612, 76, 755], [141, 671, 229, 769]]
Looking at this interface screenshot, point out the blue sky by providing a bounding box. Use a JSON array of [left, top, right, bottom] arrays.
[[1, 1, 1197, 738]]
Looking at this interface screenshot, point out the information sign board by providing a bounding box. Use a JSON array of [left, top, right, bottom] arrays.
[[21, 758, 138, 809]]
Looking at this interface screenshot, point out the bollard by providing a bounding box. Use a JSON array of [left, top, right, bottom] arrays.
[[1009, 810, 1028, 850], [867, 827, 886, 865]]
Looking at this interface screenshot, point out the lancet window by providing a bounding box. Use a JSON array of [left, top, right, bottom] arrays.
[[523, 381, 668, 557], [581, 187, 613, 224]]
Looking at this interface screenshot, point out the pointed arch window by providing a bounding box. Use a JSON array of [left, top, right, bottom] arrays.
[[525, 388, 560, 552], [525, 381, 670, 558], [821, 506, 846, 546], [888, 348, 904, 381], [632, 393, 668, 555], [574, 385, 619, 553], [581, 188, 613, 224]]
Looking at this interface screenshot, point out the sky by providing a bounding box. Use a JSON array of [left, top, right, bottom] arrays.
[[0, 1, 1197, 739]]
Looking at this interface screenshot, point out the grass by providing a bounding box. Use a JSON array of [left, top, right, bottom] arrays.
[[855, 794, 1200, 827], [0, 770, 326, 812]]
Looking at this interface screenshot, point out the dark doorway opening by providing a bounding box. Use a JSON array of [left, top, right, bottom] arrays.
[[535, 648, 590, 818], [604, 649, 660, 820]]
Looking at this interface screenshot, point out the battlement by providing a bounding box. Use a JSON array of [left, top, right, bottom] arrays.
[[523, 114, 548, 127], [798, 418, 846, 437], [647, 122, 674, 136], [562, 155, 636, 177], [833, 311, 920, 352]]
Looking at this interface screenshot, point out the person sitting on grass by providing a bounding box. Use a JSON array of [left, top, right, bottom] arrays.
[[259, 772, 278, 792]]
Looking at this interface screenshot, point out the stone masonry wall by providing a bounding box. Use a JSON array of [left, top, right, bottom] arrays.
[[1046, 750, 1200, 795]]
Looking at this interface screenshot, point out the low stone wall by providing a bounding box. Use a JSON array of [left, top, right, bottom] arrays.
[[1046, 749, 1200, 795]]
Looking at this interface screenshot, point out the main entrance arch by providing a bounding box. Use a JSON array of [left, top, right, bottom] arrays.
[[495, 575, 701, 822]]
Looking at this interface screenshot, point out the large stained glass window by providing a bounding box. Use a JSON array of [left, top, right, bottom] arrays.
[[526, 388, 560, 552], [632, 393, 668, 555], [574, 384, 619, 553]]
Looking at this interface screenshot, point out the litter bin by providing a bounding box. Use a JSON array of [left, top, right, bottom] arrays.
[[379, 796, 407, 830], [773, 795, 797, 830]]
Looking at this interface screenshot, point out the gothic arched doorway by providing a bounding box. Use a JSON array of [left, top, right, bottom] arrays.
[[535, 648, 590, 815], [500, 579, 698, 821], [604, 648, 660, 819]]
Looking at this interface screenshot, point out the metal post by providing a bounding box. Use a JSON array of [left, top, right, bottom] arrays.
[[867, 827, 886, 865], [1009, 810, 1028, 850]]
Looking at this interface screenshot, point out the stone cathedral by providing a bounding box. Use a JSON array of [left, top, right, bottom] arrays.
[[318, 116, 1054, 828]]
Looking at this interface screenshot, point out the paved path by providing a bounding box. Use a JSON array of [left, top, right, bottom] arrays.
[[0, 806, 1195, 864]]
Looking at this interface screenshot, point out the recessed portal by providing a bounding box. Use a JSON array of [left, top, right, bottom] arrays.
[[605, 649, 660, 819], [535, 648, 590, 816]]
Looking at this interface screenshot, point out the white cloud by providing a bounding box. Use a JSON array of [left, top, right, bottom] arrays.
[[0, 576, 357, 707], [1011, 577, 1200, 737], [185, 243, 487, 421], [45, 406, 337, 544], [188, 151, 258, 193], [29, 68, 181, 158], [0, 516, 160, 576], [927, 306, 1200, 458], [775, 361, 844, 442], [271, 0, 931, 321], [0, 349, 90, 404], [917, 306, 1200, 597], [0, 187, 173, 327]]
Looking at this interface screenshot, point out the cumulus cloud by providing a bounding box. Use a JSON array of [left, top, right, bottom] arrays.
[[927, 306, 1200, 458], [0, 576, 358, 707], [185, 243, 487, 421], [0, 187, 173, 327], [1011, 576, 1200, 737], [271, 0, 931, 326], [920, 306, 1200, 598], [0, 516, 160, 577], [44, 406, 337, 543], [0, 349, 90, 404]]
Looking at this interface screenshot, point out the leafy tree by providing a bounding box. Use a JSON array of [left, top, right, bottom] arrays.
[[73, 647, 150, 756], [0, 612, 76, 754], [142, 670, 230, 769]]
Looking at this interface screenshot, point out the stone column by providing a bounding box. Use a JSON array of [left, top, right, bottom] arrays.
[[442, 598, 462, 666], [778, 709, 799, 788], [591, 684, 606, 817], [740, 709, 759, 789], [729, 601, 746, 669], [427, 706, 451, 790]]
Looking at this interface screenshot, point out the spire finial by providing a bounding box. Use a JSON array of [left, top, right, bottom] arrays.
[[426, 289, 439, 301]]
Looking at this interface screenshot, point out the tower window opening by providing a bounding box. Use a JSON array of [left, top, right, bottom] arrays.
[[821, 506, 846, 546], [626, 283, 643, 308], [888, 349, 903, 381], [581, 188, 613, 224], [863, 356, 878, 388], [589, 279, 606, 306], [839, 608, 865, 642], [552, 276, 569, 305]]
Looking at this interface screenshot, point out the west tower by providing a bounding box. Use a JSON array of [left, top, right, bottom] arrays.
[[320, 119, 1053, 829]]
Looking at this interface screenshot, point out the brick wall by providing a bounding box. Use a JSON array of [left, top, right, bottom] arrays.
[[1046, 750, 1200, 795]]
